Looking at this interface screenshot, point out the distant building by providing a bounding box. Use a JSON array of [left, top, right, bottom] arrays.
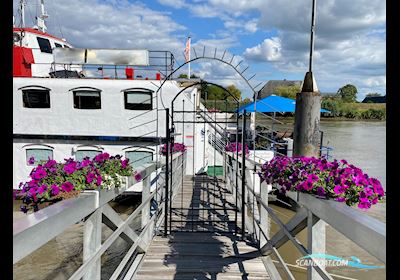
[[257, 79, 302, 99], [361, 95, 386, 103]]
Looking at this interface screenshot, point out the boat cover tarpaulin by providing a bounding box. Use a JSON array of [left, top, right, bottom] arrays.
[[237, 95, 330, 113]]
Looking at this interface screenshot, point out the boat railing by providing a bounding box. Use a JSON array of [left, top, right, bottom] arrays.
[[15, 48, 175, 80], [13, 152, 186, 279], [224, 152, 386, 280]]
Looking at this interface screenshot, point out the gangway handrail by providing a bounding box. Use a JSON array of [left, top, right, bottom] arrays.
[[224, 152, 386, 279], [13, 152, 186, 280]]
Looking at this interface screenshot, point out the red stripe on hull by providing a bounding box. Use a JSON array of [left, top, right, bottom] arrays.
[[13, 46, 35, 77]]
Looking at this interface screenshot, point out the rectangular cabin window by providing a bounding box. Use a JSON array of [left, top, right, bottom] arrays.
[[55, 42, 63, 48], [125, 151, 153, 168], [37, 37, 52, 53], [124, 91, 152, 110], [73, 91, 101, 109], [26, 149, 53, 165], [75, 150, 101, 161], [22, 89, 50, 108]]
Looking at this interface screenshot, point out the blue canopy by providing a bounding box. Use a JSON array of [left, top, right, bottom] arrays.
[[237, 95, 330, 113]]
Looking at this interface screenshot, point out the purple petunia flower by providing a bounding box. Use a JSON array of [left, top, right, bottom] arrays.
[[63, 162, 77, 175], [28, 187, 38, 197], [302, 180, 314, 191], [51, 184, 60, 196], [38, 184, 48, 195], [333, 185, 346, 195], [94, 153, 110, 163], [335, 197, 346, 202], [358, 198, 371, 209], [81, 159, 92, 168], [134, 172, 143, 182], [61, 182, 74, 193], [316, 187, 326, 197], [28, 156, 35, 165], [86, 172, 96, 184], [31, 166, 47, 180], [121, 159, 129, 169], [96, 175, 102, 186], [44, 159, 57, 169]]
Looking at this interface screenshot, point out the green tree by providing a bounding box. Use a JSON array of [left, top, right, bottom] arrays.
[[226, 84, 241, 101], [201, 83, 241, 100], [337, 84, 358, 103], [178, 73, 188, 78], [274, 85, 301, 99], [190, 74, 199, 78]]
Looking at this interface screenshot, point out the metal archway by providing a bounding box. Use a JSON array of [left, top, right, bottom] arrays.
[[164, 80, 246, 235]]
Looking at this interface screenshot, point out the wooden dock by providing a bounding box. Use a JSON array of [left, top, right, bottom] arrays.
[[134, 175, 270, 279]]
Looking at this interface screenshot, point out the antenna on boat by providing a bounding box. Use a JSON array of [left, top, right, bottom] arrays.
[[35, 0, 49, 32], [19, 0, 26, 28], [308, 0, 317, 73]]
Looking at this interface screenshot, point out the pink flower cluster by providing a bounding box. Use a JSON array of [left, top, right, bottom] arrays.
[[225, 142, 249, 155], [17, 153, 133, 213], [259, 156, 384, 209], [160, 143, 187, 156]]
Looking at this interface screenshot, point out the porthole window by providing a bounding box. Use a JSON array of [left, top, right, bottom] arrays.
[[124, 89, 153, 110], [72, 89, 101, 109], [125, 150, 153, 168], [22, 88, 50, 108], [26, 148, 53, 165], [37, 37, 52, 53], [54, 42, 63, 48]]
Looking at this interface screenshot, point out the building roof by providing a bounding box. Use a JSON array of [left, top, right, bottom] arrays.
[[361, 95, 386, 103], [257, 80, 302, 99]]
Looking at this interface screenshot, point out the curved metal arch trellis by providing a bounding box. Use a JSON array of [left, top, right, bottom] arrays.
[[152, 46, 264, 115]]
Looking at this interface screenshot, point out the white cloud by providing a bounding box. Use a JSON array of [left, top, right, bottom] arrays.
[[14, 0, 186, 51], [158, 0, 187, 9], [244, 37, 282, 62]]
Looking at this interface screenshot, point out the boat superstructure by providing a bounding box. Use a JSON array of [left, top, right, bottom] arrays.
[[13, 1, 202, 191]]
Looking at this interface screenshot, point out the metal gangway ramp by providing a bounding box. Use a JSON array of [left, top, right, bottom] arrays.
[[135, 175, 271, 280]]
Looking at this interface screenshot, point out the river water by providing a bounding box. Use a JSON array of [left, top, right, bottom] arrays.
[[13, 120, 386, 279], [268, 120, 386, 280]]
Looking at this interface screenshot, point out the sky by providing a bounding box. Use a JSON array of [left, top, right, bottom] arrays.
[[13, 0, 386, 100]]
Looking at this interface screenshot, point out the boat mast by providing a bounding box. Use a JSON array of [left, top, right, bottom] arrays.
[[36, 0, 48, 32], [20, 0, 25, 27]]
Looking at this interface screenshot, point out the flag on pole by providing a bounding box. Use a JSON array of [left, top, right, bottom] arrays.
[[184, 36, 191, 62]]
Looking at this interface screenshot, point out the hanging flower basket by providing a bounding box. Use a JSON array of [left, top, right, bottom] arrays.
[[160, 143, 186, 156], [225, 142, 250, 156], [16, 153, 136, 213], [258, 156, 385, 209]]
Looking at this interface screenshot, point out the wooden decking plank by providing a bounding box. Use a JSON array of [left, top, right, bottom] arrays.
[[133, 175, 270, 280]]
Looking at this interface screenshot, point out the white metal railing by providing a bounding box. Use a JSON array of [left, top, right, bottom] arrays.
[[224, 153, 386, 280], [13, 152, 186, 279]]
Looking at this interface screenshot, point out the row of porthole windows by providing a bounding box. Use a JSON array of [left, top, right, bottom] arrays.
[[26, 147, 154, 168], [20, 86, 153, 110]]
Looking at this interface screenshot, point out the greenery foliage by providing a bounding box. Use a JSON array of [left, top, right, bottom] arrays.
[[337, 84, 358, 102], [274, 85, 300, 99], [201, 83, 241, 101]]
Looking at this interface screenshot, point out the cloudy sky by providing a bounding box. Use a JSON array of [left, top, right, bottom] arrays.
[[13, 0, 386, 100]]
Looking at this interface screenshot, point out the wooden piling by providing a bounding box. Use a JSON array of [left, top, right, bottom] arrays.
[[293, 71, 322, 157]]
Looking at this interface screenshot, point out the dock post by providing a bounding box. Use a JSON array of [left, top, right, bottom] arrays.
[[259, 181, 269, 248], [141, 175, 151, 244], [241, 110, 246, 239], [293, 71, 321, 157], [83, 206, 102, 280], [164, 108, 170, 236]]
